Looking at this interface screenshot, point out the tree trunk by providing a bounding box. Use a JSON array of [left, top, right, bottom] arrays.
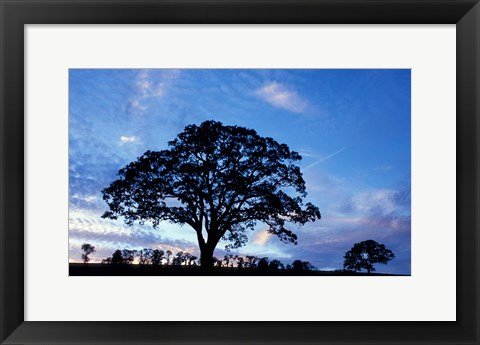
[[197, 227, 222, 270], [200, 245, 215, 269]]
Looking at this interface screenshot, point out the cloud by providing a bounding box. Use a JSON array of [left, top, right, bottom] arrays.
[[120, 135, 138, 144], [252, 229, 272, 246], [255, 81, 308, 113], [337, 185, 410, 216], [125, 69, 169, 116]]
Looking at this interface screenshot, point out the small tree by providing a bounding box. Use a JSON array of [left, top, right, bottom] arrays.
[[173, 251, 184, 266], [151, 249, 165, 266], [257, 257, 269, 270], [302, 261, 316, 271], [163, 250, 172, 265], [101, 257, 112, 265], [213, 257, 222, 267], [269, 259, 284, 270], [189, 255, 198, 266], [343, 239, 395, 274], [121, 249, 136, 264], [245, 255, 258, 268], [237, 256, 245, 269], [223, 254, 230, 268], [111, 250, 124, 265], [183, 252, 192, 265], [81, 243, 95, 263], [291, 259, 315, 271], [138, 248, 153, 265]]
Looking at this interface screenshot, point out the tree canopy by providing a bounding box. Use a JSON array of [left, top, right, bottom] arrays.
[[343, 239, 395, 273], [102, 120, 321, 267], [81, 243, 95, 263]]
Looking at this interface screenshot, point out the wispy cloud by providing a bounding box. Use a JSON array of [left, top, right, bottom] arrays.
[[119, 135, 138, 144], [255, 81, 308, 113], [337, 183, 410, 216], [125, 70, 169, 116], [303, 147, 346, 171], [252, 229, 272, 246]]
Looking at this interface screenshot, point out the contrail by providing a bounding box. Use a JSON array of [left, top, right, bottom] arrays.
[[303, 147, 347, 171]]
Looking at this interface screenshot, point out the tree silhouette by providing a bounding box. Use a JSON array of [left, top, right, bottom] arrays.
[[223, 254, 231, 268], [151, 249, 165, 265], [111, 250, 124, 265], [269, 259, 284, 270], [237, 256, 245, 269], [173, 251, 184, 266], [291, 259, 316, 271], [245, 255, 258, 268], [258, 257, 269, 270], [102, 120, 321, 268], [291, 259, 304, 271], [188, 255, 198, 266], [81, 243, 95, 263], [121, 249, 136, 264], [302, 261, 316, 271], [183, 252, 192, 265], [213, 257, 222, 267], [343, 239, 395, 274], [138, 248, 153, 265], [101, 257, 112, 265]]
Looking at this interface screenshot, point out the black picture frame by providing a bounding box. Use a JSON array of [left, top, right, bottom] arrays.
[[1, 1, 479, 344]]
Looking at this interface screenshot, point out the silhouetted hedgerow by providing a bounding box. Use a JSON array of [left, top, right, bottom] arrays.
[[92, 245, 316, 271]]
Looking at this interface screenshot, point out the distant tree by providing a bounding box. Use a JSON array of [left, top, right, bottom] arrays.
[[291, 259, 303, 271], [302, 261, 316, 271], [183, 252, 192, 265], [245, 255, 258, 269], [102, 120, 321, 268], [258, 257, 269, 270], [81, 243, 96, 264], [229, 254, 235, 267], [291, 259, 315, 271], [189, 255, 198, 266], [121, 249, 136, 264], [223, 254, 230, 268], [151, 249, 165, 266], [101, 257, 112, 265], [237, 256, 245, 269], [111, 250, 124, 265], [166, 250, 173, 265], [173, 251, 184, 266], [213, 257, 222, 267], [343, 239, 395, 274], [269, 259, 284, 270], [232, 255, 239, 268], [138, 248, 153, 265]]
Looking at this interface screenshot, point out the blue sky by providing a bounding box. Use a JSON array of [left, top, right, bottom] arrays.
[[69, 69, 411, 274]]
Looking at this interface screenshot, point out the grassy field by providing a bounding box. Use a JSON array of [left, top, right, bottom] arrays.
[[69, 263, 406, 276]]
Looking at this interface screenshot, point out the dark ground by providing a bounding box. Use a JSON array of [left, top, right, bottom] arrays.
[[69, 263, 406, 276]]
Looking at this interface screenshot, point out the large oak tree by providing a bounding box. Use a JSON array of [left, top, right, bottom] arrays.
[[102, 120, 321, 268]]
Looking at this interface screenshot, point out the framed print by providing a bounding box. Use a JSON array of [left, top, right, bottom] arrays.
[[1, 0, 479, 344]]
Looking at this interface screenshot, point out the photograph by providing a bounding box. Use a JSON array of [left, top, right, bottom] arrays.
[[69, 68, 411, 276]]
